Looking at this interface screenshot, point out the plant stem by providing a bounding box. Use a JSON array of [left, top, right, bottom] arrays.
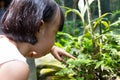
[[73, 0, 77, 35], [98, 0, 102, 53], [85, 0, 96, 54]]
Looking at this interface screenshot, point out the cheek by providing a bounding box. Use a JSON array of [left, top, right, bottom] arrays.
[[36, 29, 56, 55], [46, 38, 55, 49], [42, 37, 55, 53], [33, 39, 55, 58], [46, 39, 55, 49]]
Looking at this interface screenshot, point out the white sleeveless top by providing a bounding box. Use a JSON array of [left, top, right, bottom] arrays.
[[0, 36, 26, 65]]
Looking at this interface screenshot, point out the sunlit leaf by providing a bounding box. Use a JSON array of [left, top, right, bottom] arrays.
[[95, 61, 104, 69], [101, 21, 109, 29], [61, 6, 82, 19], [93, 13, 111, 30], [101, 64, 105, 71], [55, 42, 63, 48], [78, 0, 94, 17], [78, 0, 85, 14]]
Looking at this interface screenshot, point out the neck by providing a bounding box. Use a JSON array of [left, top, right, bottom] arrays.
[[16, 42, 32, 57]]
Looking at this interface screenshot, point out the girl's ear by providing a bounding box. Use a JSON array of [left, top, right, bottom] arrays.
[[38, 20, 45, 32], [40, 20, 44, 28]]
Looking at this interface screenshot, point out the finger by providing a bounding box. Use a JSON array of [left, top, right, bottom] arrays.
[[62, 51, 76, 59], [55, 53, 66, 62]]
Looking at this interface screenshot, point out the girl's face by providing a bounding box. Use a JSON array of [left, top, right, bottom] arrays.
[[30, 9, 61, 58]]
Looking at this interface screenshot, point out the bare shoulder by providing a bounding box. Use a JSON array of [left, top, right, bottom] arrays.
[[0, 60, 29, 80]]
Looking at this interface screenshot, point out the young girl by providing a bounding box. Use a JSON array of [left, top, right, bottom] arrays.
[[0, 0, 75, 80]]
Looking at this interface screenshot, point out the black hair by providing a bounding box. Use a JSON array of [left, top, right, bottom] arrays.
[[1, 0, 64, 45]]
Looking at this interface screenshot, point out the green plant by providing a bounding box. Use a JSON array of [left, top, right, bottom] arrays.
[[55, 31, 120, 80], [55, 0, 120, 80]]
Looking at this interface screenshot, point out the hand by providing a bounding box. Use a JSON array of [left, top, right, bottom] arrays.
[[50, 46, 75, 62]]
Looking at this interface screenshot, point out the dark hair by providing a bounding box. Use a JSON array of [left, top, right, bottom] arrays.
[[1, 0, 64, 45]]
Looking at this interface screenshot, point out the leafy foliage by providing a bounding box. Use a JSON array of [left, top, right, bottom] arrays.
[[55, 31, 120, 80], [55, 0, 120, 80]]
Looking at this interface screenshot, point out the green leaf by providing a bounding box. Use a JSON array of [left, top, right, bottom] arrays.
[[93, 13, 111, 30], [95, 61, 104, 69], [55, 68, 75, 75], [77, 77, 84, 80], [101, 64, 105, 71], [101, 21, 109, 29], [61, 6, 83, 20], [55, 42, 63, 48], [110, 20, 120, 27], [57, 32, 73, 40], [67, 59, 92, 66]]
